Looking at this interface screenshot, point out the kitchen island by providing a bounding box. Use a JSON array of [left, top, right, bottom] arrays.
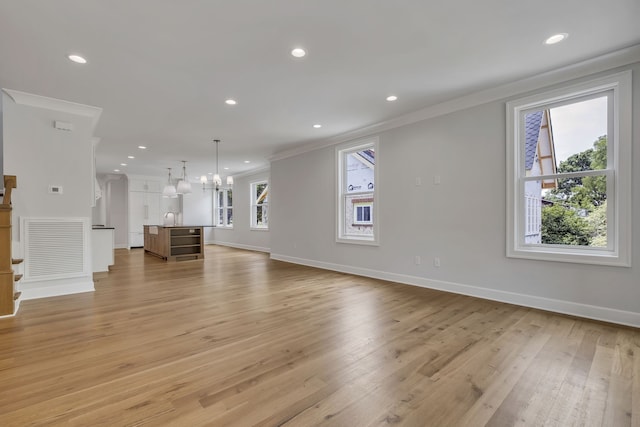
[[143, 225, 204, 262]]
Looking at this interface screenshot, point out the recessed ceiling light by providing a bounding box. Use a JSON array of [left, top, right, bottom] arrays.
[[225, 99, 237, 105], [244, 160, 251, 164], [114, 169, 120, 172], [386, 95, 398, 102], [120, 163, 127, 166], [208, 172, 213, 175], [138, 145, 147, 149], [313, 124, 322, 129], [68, 54, 87, 64], [224, 167, 229, 170], [544, 33, 568, 45], [291, 48, 306, 58], [127, 155, 135, 159]]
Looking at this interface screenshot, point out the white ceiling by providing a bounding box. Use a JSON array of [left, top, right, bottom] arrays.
[[1, 0, 639, 179]]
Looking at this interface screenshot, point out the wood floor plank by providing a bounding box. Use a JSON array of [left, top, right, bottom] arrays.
[[0, 245, 638, 426], [509, 318, 585, 426]]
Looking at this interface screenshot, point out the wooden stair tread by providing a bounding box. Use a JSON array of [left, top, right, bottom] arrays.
[[12, 258, 23, 265], [14, 291, 21, 301], [14, 274, 23, 281]]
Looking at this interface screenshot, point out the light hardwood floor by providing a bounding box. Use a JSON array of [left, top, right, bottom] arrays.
[[1, 245, 638, 426]]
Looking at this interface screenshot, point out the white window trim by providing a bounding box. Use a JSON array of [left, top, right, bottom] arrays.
[[215, 189, 233, 228], [506, 71, 632, 267], [336, 137, 379, 245], [250, 180, 269, 230]]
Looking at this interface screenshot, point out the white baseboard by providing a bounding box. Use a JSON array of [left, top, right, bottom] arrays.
[[209, 240, 270, 253], [270, 253, 640, 328], [19, 279, 95, 301], [0, 297, 20, 318]]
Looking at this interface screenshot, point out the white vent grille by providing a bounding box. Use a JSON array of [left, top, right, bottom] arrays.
[[22, 218, 89, 282]]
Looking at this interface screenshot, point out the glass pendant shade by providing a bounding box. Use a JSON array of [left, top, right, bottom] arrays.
[[163, 168, 178, 198], [163, 184, 177, 198], [176, 179, 192, 194], [211, 140, 233, 189], [176, 160, 192, 194]]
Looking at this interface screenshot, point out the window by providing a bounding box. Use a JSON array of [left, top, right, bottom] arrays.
[[337, 138, 378, 244], [506, 71, 631, 266], [250, 180, 269, 229], [215, 189, 233, 227], [353, 201, 373, 224]]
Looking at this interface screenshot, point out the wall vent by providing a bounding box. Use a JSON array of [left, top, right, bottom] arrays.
[[21, 218, 89, 282]]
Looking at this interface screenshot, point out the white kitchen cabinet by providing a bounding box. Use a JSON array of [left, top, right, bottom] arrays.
[[92, 227, 115, 272], [127, 176, 162, 248]]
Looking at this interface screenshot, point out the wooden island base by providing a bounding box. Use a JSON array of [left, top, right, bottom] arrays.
[[143, 225, 204, 262]]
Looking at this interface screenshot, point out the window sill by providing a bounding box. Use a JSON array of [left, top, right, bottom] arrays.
[[250, 226, 269, 231], [507, 246, 630, 267], [337, 236, 379, 246]]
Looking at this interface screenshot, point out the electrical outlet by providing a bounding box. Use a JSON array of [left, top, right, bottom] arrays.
[[48, 185, 63, 194], [415, 177, 422, 186], [434, 257, 441, 267], [414, 255, 422, 265]]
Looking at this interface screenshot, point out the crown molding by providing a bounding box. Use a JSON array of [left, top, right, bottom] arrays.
[[232, 166, 270, 180], [270, 44, 640, 163], [2, 88, 103, 134]]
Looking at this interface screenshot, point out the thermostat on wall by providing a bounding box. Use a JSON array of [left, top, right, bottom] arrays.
[[48, 185, 63, 195]]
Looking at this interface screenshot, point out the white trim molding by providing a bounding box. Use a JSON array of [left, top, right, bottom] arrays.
[[336, 136, 379, 245], [270, 45, 640, 163], [2, 88, 103, 133], [209, 241, 270, 253], [506, 71, 632, 267], [19, 278, 95, 301], [18, 217, 95, 300], [270, 253, 640, 328]]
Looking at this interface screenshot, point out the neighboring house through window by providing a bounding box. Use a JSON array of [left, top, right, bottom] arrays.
[[523, 110, 556, 244], [506, 71, 631, 266], [251, 180, 268, 229], [353, 200, 373, 225], [337, 137, 378, 244]]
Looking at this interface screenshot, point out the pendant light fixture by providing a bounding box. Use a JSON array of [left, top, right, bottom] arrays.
[[176, 160, 192, 194], [213, 139, 222, 190], [199, 139, 233, 191], [210, 139, 233, 190], [162, 167, 177, 198]]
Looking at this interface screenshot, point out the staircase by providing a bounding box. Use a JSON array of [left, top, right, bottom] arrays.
[[1, 175, 21, 317]]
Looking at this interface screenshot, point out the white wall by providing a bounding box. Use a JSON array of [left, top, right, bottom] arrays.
[[92, 190, 106, 226], [181, 188, 214, 242], [3, 95, 97, 223], [108, 176, 129, 248], [2, 90, 101, 298], [270, 62, 640, 327], [92, 174, 129, 248], [211, 169, 270, 252]]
